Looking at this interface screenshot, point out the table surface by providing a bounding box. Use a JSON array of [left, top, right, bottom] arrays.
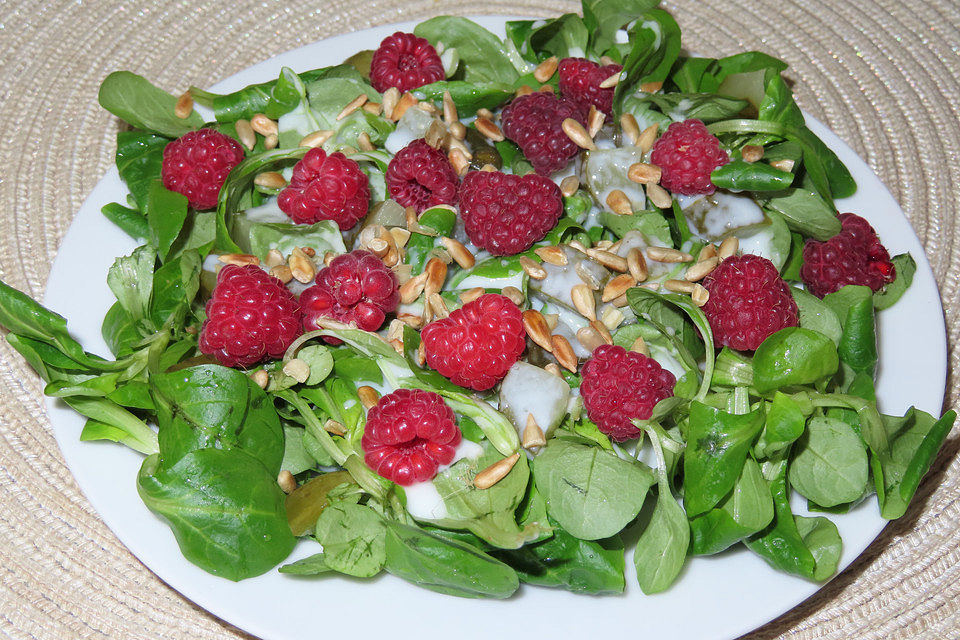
[[0, 1, 957, 638]]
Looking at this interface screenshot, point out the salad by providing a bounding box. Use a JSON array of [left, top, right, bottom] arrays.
[[0, 0, 954, 600]]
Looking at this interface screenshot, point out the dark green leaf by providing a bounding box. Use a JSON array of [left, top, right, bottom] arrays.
[[137, 449, 296, 581], [752, 327, 839, 393], [99, 71, 203, 136]]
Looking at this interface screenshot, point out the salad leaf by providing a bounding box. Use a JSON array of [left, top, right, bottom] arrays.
[[534, 440, 654, 540], [689, 457, 773, 555], [492, 526, 626, 594], [382, 520, 520, 599], [151, 365, 285, 475], [874, 253, 916, 310], [115, 131, 168, 211], [752, 327, 839, 393], [313, 502, 386, 577], [683, 402, 765, 517], [788, 416, 869, 507], [137, 448, 296, 581], [99, 71, 203, 137], [414, 17, 519, 85]]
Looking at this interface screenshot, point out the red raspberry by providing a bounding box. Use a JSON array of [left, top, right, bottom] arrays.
[[300, 250, 399, 339], [650, 119, 730, 196], [421, 294, 526, 391], [362, 389, 462, 486], [501, 92, 587, 176], [385, 139, 459, 213], [277, 148, 370, 229], [558, 57, 622, 116], [199, 264, 302, 368], [701, 254, 800, 351], [800, 213, 896, 298], [369, 32, 445, 94], [458, 170, 563, 256], [161, 128, 245, 210], [580, 345, 676, 442]]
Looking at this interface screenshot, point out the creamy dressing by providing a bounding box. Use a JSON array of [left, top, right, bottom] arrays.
[[244, 198, 289, 224], [499, 361, 571, 438], [455, 270, 525, 292], [383, 108, 436, 155], [641, 19, 663, 49], [404, 439, 484, 522], [583, 147, 648, 212], [667, 98, 694, 122], [682, 191, 766, 240]]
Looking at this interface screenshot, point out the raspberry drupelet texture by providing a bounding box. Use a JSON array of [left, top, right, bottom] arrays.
[[501, 92, 588, 176], [801, 212, 896, 298], [558, 57, 623, 116], [385, 139, 459, 213], [369, 32, 445, 94], [300, 250, 399, 339], [458, 170, 564, 256], [199, 264, 302, 368], [421, 294, 527, 391], [650, 119, 730, 196], [580, 345, 676, 442], [161, 128, 245, 210], [701, 253, 800, 351], [362, 389, 462, 486], [277, 148, 370, 229]]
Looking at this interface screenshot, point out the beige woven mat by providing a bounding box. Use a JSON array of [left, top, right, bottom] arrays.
[[0, 0, 957, 637]]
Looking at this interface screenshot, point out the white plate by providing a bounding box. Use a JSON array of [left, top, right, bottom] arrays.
[[42, 16, 948, 640]]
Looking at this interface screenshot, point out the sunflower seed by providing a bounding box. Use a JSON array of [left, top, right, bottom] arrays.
[[264, 134, 279, 150], [362, 101, 382, 115], [442, 90, 458, 124], [235, 119, 256, 150], [587, 105, 605, 138], [602, 273, 636, 302], [218, 253, 259, 266], [448, 121, 467, 140], [392, 92, 418, 121], [630, 335, 650, 356], [535, 245, 568, 266], [647, 246, 693, 263], [684, 256, 719, 282], [324, 419, 347, 436], [251, 113, 279, 136], [381, 87, 400, 120], [544, 363, 563, 378], [459, 287, 485, 304], [638, 123, 659, 154], [770, 158, 795, 172], [590, 319, 614, 344], [449, 148, 471, 176], [586, 248, 628, 272], [519, 256, 547, 280], [283, 358, 310, 383], [533, 56, 559, 83], [428, 293, 449, 319], [521, 309, 553, 352], [718, 236, 739, 261], [627, 162, 662, 185], [288, 248, 316, 283], [559, 175, 580, 197], [577, 325, 606, 352], [424, 258, 448, 297], [336, 94, 368, 121], [476, 116, 505, 142], [357, 132, 376, 151], [254, 171, 286, 189], [645, 182, 673, 209], [640, 80, 664, 93], [278, 470, 297, 494], [571, 284, 597, 321], [691, 283, 710, 307], [251, 369, 269, 389], [299, 129, 334, 148], [357, 386, 379, 409], [399, 272, 428, 304], [598, 70, 620, 89], [474, 452, 522, 489], [522, 415, 547, 449], [699, 243, 718, 261], [741, 144, 764, 163], [664, 279, 695, 294], [270, 264, 293, 283], [621, 113, 640, 145], [551, 334, 578, 372], [605, 189, 632, 215], [627, 247, 648, 282], [174, 91, 193, 119], [502, 286, 525, 306], [562, 118, 596, 150]]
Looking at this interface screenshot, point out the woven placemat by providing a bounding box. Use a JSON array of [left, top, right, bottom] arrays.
[[0, 0, 957, 637]]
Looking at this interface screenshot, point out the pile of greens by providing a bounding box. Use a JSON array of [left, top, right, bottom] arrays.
[[0, 0, 953, 600]]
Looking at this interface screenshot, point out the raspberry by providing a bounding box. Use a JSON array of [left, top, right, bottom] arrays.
[[161, 128, 245, 210], [650, 119, 730, 196], [458, 170, 563, 256], [800, 213, 896, 298], [277, 148, 370, 229], [369, 32, 445, 94], [421, 294, 526, 391], [558, 57, 622, 116], [385, 139, 459, 213], [199, 264, 301, 368], [501, 92, 587, 176], [580, 345, 676, 442], [361, 389, 462, 486], [300, 250, 399, 339], [701, 254, 800, 351]]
